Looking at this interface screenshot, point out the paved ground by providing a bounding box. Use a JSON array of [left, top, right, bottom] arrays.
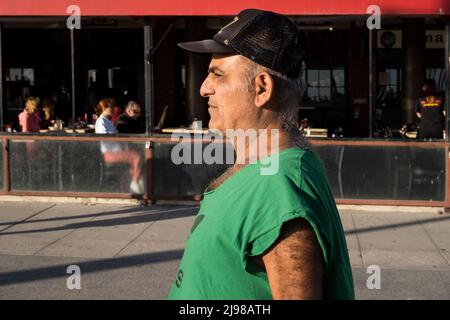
[[0, 201, 449, 300]]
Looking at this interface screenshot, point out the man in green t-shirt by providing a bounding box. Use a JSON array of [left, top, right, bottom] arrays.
[[169, 9, 354, 300]]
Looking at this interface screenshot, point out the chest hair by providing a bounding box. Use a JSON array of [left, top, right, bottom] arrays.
[[206, 164, 246, 191]]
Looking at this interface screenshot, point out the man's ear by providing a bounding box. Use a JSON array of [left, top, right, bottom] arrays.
[[254, 72, 274, 108]]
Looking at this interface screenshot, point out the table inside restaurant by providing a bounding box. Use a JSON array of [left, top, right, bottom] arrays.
[[40, 127, 95, 134], [161, 127, 328, 138], [161, 127, 210, 135]]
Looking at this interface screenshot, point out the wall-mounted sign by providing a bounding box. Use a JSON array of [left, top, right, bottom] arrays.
[[377, 30, 402, 49], [377, 30, 445, 49], [425, 30, 444, 49]]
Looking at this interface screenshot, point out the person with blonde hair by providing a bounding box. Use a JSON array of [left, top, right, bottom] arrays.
[[95, 97, 144, 194], [18, 96, 41, 132]]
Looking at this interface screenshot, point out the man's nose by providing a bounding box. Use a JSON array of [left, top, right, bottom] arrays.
[[200, 76, 214, 98]]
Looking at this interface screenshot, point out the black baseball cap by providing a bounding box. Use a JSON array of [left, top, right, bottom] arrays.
[[178, 9, 304, 78]]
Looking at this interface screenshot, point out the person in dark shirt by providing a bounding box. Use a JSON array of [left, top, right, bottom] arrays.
[[114, 101, 145, 134], [40, 97, 56, 130], [416, 79, 445, 139]]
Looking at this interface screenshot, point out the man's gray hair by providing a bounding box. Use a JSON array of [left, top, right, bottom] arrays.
[[243, 58, 307, 147], [125, 100, 141, 111]]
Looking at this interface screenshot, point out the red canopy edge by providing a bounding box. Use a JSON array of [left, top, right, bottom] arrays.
[[0, 0, 449, 16]]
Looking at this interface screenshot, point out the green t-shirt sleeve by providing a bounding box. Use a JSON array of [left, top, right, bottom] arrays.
[[245, 209, 329, 270]]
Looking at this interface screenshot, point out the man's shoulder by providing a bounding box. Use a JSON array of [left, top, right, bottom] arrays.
[[211, 148, 319, 196], [234, 148, 307, 190], [240, 148, 313, 179], [266, 147, 316, 176], [252, 148, 328, 200]]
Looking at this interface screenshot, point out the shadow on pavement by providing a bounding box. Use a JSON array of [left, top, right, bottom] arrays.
[[345, 215, 450, 235], [0, 206, 198, 236], [0, 249, 184, 287], [0, 205, 199, 227]]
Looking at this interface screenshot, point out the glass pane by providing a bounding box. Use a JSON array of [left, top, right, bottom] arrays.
[[313, 145, 445, 201], [307, 87, 319, 102], [319, 70, 331, 87], [426, 68, 446, 95], [8, 68, 22, 81], [332, 69, 345, 87], [10, 139, 146, 194], [307, 69, 319, 87], [5, 138, 446, 202], [152, 140, 231, 196], [319, 87, 331, 102], [388, 69, 397, 86], [387, 85, 397, 94], [336, 87, 345, 95], [334, 87, 346, 105]]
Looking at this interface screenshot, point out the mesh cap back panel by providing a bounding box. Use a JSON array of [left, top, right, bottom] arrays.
[[229, 12, 303, 77], [231, 15, 280, 70]]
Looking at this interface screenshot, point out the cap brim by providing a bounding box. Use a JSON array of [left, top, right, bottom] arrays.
[[177, 39, 236, 54]]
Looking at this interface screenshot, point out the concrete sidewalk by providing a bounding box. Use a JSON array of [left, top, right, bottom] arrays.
[[0, 200, 449, 299]]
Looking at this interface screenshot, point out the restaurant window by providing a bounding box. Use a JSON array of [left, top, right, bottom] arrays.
[[374, 27, 446, 134], [1, 19, 146, 133], [76, 27, 145, 127], [427, 68, 446, 98], [5, 67, 36, 114], [304, 68, 346, 107], [376, 68, 402, 109], [425, 29, 446, 100], [300, 30, 348, 133], [2, 27, 71, 132], [375, 29, 402, 132]]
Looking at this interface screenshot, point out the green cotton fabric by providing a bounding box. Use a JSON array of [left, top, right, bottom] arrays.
[[168, 147, 354, 300]]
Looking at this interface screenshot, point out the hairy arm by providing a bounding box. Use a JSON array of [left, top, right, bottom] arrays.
[[259, 218, 324, 300]]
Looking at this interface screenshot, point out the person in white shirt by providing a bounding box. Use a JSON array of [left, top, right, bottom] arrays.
[[95, 98, 144, 194]]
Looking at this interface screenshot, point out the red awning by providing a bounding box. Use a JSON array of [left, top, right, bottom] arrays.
[[0, 0, 449, 16]]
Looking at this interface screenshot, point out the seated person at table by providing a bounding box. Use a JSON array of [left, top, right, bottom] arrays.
[[40, 97, 56, 130], [18, 96, 41, 133], [111, 103, 122, 124], [114, 101, 145, 134], [95, 98, 144, 194]]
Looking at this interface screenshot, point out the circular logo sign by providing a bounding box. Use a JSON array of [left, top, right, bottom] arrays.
[[380, 31, 396, 48]]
